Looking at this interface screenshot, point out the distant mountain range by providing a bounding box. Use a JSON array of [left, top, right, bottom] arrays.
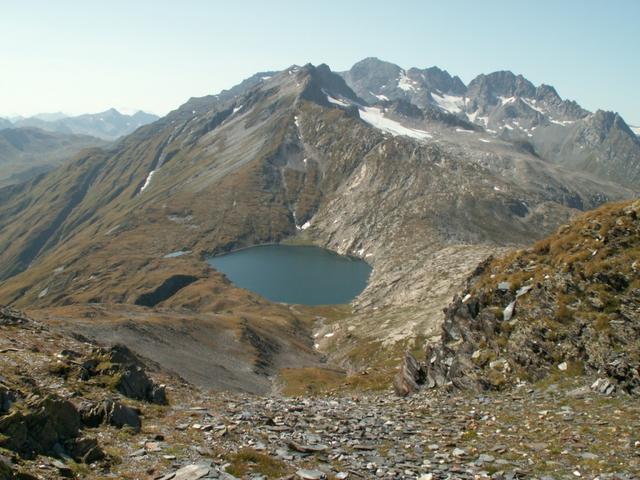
[[0, 108, 159, 140], [0, 128, 107, 187], [0, 109, 158, 185]]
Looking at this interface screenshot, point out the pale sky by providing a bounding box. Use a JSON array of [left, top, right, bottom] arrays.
[[1, 0, 639, 124]]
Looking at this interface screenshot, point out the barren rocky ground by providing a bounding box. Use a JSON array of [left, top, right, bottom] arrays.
[[1, 303, 639, 480]]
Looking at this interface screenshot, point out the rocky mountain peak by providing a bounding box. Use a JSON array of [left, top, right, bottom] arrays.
[[588, 109, 636, 138], [467, 70, 536, 102], [301, 63, 362, 106], [347, 57, 402, 82], [535, 83, 560, 102], [408, 65, 467, 95]]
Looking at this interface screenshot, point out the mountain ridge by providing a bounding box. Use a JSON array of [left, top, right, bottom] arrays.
[[339, 57, 640, 188], [7, 108, 159, 140], [0, 127, 107, 187]]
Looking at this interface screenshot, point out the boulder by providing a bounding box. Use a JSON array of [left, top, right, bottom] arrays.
[[78, 401, 104, 428], [0, 388, 16, 415], [159, 463, 213, 480], [79, 398, 141, 432], [69, 436, 105, 463], [393, 352, 426, 396], [116, 365, 167, 404], [0, 394, 81, 458], [591, 378, 615, 395], [103, 399, 141, 432]]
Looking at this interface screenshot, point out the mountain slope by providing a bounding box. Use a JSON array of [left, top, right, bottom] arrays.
[[0, 62, 635, 391], [423, 199, 640, 394], [0, 127, 106, 187]]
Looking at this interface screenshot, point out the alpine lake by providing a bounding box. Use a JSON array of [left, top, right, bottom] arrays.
[[207, 244, 372, 305]]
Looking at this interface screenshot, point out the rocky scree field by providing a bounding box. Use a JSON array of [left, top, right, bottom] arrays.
[[1, 304, 640, 479]]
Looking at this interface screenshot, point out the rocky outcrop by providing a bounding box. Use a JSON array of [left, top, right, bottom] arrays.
[[79, 344, 167, 404], [0, 306, 31, 326], [79, 398, 142, 432], [421, 199, 640, 394], [392, 352, 425, 396], [0, 394, 104, 463]]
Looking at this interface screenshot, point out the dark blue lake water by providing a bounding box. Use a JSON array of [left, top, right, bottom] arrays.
[[207, 245, 371, 305]]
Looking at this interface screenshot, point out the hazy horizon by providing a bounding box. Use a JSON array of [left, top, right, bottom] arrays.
[[2, 0, 639, 124]]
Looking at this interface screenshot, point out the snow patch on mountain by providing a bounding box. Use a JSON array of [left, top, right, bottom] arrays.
[[522, 98, 546, 115], [630, 125, 640, 136], [397, 71, 417, 92], [140, 170, 156, 192], [432, 93, 464, 114], [498, 96, 517, 106], [359, 107, 432, 140], [326, 94, 351, 107], [370, 92, 389, 101], [549, 118, 575, 126]]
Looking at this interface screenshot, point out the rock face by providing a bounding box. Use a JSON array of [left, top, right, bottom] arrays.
[[0, 394, 84, 459], [392, 352, 426, 396], [80, 344, 167, 404], [422, 199, 640, 393]]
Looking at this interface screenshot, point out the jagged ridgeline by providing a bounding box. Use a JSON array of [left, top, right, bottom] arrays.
[[0, 59, 637, 397]]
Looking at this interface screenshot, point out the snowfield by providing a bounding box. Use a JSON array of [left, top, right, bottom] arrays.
[[432, 93, 464, 114], [359, 107, 432, 140], [140, 170, 156, 192]]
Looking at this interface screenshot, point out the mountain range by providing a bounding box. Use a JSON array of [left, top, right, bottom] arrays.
[[339, 58, 640, 188], [0, 58, 637, 394], [0, 128, 107, 188], [0, 109, 158, 187], [1, 108, 159, 140]]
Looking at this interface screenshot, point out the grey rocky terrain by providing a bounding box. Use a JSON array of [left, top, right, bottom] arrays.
[[1, 306, 639, 479]]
